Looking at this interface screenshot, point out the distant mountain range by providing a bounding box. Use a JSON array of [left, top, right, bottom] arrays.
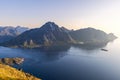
[[0, 26, 28, 43], [0, 22, 117, 48]]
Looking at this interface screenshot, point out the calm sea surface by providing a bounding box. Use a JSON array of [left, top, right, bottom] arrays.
[[0, 38, 120, 80]]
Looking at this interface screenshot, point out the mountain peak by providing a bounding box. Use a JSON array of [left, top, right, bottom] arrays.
[[41, 21, 59, 31], [45, 21, 55, 24]]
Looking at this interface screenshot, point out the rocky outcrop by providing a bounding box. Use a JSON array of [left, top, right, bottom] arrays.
[[0, 57, 24, 65]]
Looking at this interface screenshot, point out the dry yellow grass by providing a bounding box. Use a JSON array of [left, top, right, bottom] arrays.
[[0, 64, 41, 80]]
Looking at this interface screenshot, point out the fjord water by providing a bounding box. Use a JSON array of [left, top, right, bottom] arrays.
[[0, 38, 120, 80]]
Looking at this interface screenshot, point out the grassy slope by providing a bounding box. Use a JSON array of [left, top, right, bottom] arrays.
[[0, 64, 41, 80]]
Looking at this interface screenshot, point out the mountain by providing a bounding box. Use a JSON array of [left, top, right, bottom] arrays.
[[70, 27, 117, 45], [1, 22, 117, 48], [15, 26, 29, 34], [2, 22, 75, 48], [0, 26, 28, 43]]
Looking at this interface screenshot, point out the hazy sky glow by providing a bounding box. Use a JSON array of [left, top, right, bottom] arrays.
[[0, 0, 120, 36]]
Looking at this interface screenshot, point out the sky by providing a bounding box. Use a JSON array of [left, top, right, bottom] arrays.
[[0, 0, 120, 36]]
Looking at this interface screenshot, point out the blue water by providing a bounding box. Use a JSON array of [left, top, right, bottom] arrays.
[[0, 38, 120, 80]]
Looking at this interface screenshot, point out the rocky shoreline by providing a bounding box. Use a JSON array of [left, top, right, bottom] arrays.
[[0, 57, 24, 65]]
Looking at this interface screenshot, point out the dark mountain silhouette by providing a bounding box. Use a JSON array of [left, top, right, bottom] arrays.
[[0, 26, 28, 43], [1, 22, 117, 48]]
